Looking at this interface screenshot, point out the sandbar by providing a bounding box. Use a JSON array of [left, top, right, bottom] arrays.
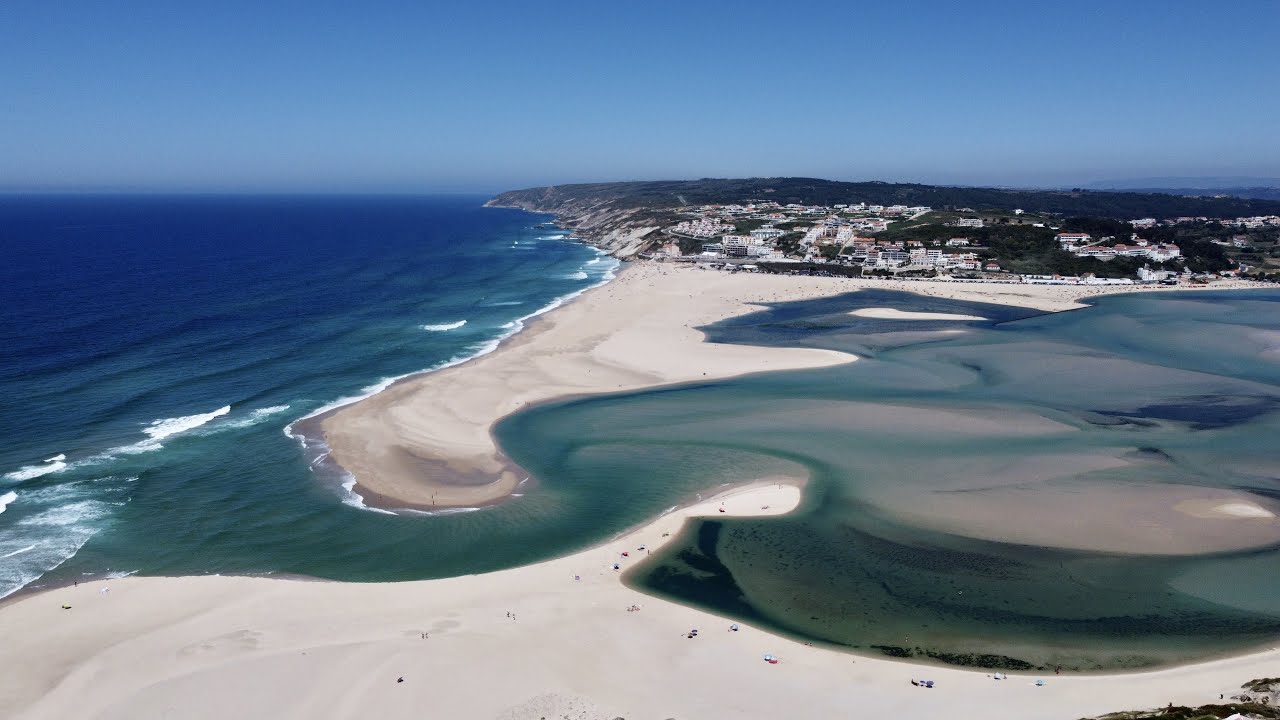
[[850, 307, 987, 321], [319, 260, 1262, 511], [3, 480, 1277, 720]]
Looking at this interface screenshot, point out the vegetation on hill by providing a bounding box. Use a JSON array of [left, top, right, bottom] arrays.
[[490, 178, 1280, 220], [489, 178, 1277, 277]]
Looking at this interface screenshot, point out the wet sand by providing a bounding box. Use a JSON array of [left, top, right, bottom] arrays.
[[319, 261, 1263, 511], [4, 481, 1278, 720]]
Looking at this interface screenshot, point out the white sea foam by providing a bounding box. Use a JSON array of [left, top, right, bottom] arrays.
[[0, 525, 102, 599], [18, 500, 112, 528], [564, 271, 589, 280], [142, 405, 231, 444], [585, 257, 601, 265], [3, 456, 68, 481], [50, 405, 234, 471], [294, 263, 620, 431], [0, 491, 16, 514], [339, 472, 395, 515], [481, 300, 523, 307], [421, 320, 467, 332], [0, 475, 129, 599], [286, 251, 624, 510], [222, 405, 292, 430], [0, 543, 36, 559]]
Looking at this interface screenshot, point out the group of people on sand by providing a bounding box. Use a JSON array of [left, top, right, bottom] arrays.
[[625, 604, 641, 612]]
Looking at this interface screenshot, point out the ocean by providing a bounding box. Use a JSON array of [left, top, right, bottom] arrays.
[[3, 195, 1279, 672], [0, 194, 621, 595]]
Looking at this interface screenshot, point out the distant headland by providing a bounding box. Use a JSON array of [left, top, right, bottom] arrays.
[[487, 177, 1280, 282]]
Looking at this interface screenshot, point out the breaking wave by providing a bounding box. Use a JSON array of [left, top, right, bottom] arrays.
[[222, 405, 292, 430], [421, 320, 468, 332], [142, 406, 231, 445], [4, 456, 68, 482]]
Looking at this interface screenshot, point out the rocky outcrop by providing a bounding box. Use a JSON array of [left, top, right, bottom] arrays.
[[485, 188, 666, 259]]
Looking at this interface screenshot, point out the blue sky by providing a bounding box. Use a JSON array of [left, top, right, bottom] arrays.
[[2, 1, 1277, 192]]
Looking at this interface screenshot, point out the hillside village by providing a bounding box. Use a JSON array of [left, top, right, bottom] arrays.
[[646, 200, 1280, 285]]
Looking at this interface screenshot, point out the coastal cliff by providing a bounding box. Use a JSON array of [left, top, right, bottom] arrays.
[[485, 186, 668, 258], [488, 177, 1280, 261]]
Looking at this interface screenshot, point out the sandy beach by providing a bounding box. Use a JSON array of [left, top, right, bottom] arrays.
[[3, 481, 1277, 720], [4, 264, 1278, 719], [320, 260, 1263, 511]]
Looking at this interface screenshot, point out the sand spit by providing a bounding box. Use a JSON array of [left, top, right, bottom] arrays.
[[320, 264, 858, 510], [850, 307, 988, 321], [320, 261, 1265, 511], [4, 480, 1279, 720]]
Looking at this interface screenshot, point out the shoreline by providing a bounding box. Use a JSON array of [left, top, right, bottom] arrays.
[[4, 479, 1278, 719], [316, 249, 1268, 511], [317, 261, 859, 511], [284, 235, 619, 510]]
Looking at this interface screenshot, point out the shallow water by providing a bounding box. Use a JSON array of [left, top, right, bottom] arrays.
[[495, 288, 1280, 670], [5, 197, 1278, 670], [0, 195, 640, 595]]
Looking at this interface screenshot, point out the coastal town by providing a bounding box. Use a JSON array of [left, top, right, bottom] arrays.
[[644, 200, 1280, 286]]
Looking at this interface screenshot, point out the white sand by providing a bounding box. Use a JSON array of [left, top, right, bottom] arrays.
[[321, 263, 862, 509], [850, 307, 988, 321], [3, 265, 1276, 718], [3, 481, 1276, 720], [320, 262, 1263, 510], [1176, 498, 1278, 519]]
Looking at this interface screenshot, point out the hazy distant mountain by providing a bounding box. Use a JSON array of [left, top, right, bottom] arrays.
[[1085, 177, 1280, 201]]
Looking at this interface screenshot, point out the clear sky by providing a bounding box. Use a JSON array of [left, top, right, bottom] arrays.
[[2, 0, 1277, 192]]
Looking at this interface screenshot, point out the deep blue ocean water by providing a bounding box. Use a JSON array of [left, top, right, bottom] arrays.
[[3, 196, 1278, 670], [0, 194, 617, 596]]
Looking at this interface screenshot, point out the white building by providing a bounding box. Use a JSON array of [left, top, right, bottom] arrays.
[[955, 218, 984, 228], [1056, 232, 1093, 248], [673, 218, 734, 237]]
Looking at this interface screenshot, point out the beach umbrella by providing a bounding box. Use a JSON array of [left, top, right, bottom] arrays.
[[730, 623, 739, 631]]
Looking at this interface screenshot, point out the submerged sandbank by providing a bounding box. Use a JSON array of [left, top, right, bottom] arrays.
[[319, 264, 858, 510], [317, 259, 1263, 511]]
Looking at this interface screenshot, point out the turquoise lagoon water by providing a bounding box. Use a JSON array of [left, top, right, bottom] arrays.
[[495, 289, 1280, 670], [3, 195, 1278, 670]]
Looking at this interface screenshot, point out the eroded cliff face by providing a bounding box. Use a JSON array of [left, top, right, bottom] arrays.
[[485, 188, 663, 258]]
